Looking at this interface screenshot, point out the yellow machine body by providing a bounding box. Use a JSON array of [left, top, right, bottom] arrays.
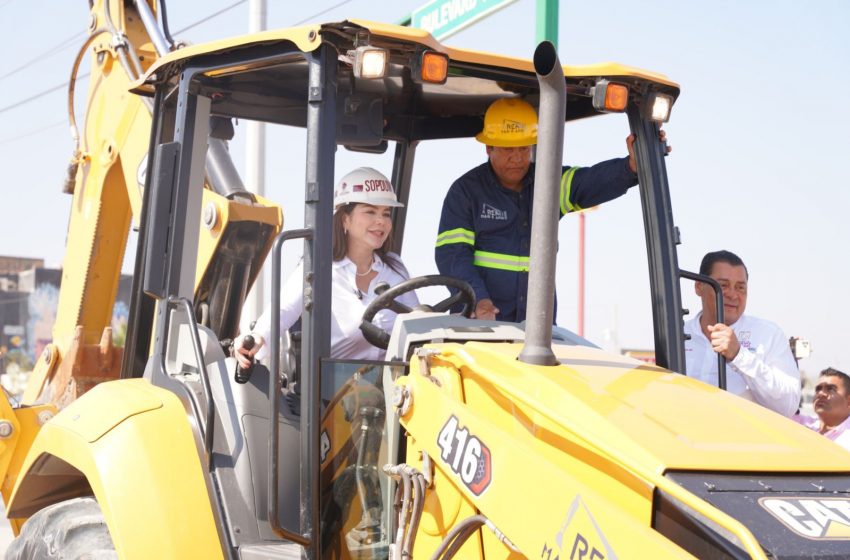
[[5, 379, 223, 559]]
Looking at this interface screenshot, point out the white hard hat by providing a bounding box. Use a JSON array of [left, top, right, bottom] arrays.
[[334, 167, 404, 210]]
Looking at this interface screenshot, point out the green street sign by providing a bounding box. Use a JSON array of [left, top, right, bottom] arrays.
[[411, 0, 519, 41]]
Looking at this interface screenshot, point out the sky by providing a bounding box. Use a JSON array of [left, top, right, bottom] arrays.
[[0, 0, 848, 382]]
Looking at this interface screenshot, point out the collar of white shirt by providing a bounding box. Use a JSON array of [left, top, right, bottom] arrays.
[[333, 253, 384, 275], [691, 310, 745, 336]]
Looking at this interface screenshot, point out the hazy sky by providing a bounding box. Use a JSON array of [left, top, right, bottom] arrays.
[[1, 0, 848, 380]]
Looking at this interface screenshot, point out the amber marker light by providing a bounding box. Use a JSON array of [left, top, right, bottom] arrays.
[[604, 83, 629, 111], [420, 51, 449, 84], [592, 80, 629, 113]]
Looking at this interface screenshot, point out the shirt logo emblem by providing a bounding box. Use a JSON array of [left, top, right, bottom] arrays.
[[480, 204, 507, 220], [738, 330, 751, 349]]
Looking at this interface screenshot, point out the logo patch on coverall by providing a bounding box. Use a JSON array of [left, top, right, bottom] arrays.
[[480, 204, 507, 220]]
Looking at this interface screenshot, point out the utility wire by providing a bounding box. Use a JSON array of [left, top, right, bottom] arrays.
[[0, 0, 248, 115], [0, 0, 359, 117], [292, 0, 355, 26], [0, 73, 89, 115], [0, 30, 86, 82], [174, 0, 248, 34], [0, 120, 66, 146]]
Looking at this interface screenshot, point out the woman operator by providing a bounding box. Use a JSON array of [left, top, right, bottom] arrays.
[[234, 167, 419, 366]]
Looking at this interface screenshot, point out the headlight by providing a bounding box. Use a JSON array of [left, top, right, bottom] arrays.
[[644, 92, 673, 123], [352, 46, 388, 79]]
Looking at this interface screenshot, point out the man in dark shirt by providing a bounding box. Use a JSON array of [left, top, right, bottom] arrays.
[[435, 97, 668, 322]]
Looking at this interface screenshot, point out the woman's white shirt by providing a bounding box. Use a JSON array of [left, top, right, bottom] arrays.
[[252, 252, 419, 361]]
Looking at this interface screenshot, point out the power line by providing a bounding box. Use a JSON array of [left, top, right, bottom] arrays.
[[0, 0, 360, 117], [292, 0, 355, 26], [0, 120, 66, 146], [0, 0, 249, 116], [174, 0, 248, 34], [0, 73, 89, 115], [0, 30, 86, 82]]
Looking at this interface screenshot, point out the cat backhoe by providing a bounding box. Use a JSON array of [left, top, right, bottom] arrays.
[[1, 2, 850, 559]]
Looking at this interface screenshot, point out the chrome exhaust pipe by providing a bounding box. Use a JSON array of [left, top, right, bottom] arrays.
[[519, 41, 564, 366]]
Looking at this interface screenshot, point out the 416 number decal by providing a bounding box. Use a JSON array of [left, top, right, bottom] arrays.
[[437, 416, 492, 496]]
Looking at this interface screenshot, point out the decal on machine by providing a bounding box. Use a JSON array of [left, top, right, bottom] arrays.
[[542, 495, 617, 560], [320, 430, 331, 464], [436, 415, 492, 496], [760, 497, 850, 540]]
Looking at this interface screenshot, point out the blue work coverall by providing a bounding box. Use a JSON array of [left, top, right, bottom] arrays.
[[435, 157, 637, 323]]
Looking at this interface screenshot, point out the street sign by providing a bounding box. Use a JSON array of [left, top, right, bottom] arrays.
[[411, 0, 519, 41]]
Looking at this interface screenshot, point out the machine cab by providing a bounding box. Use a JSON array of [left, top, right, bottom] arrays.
[[128, 18, 688, 559]]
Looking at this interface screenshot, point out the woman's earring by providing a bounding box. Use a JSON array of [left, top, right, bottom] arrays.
[[344, 229, 348, 235]]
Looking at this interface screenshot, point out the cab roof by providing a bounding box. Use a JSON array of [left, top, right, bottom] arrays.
[[135, 20, 680, 143]]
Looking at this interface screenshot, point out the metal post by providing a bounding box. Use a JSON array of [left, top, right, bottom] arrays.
[[243, 0, 267, 324], [301, 45, 337, 559]]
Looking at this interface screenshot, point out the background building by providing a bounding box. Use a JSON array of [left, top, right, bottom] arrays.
[[0, 256, 131, 387]]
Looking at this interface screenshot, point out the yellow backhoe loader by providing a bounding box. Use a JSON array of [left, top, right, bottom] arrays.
[[1, 1, 849, 559]]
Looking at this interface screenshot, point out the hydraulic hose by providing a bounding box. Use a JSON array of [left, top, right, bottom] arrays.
[[430, 515, 487, 560], [64, 27, 109, 193]]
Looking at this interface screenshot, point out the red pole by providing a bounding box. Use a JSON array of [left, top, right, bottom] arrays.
[[578, 212, 586, 336]]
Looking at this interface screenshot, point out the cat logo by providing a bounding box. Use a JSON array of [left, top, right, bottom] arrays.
[[541, 495, 617, 560], [760, 497, 850, 540]]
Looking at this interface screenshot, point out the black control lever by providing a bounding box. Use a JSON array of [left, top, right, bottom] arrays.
[[374, 281, 390, 296], [235, 335, 255, 384]]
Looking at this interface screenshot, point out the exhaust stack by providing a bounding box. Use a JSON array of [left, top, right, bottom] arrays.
[[519, 41, 565, 366]]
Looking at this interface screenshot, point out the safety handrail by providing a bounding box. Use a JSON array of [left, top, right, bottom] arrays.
[[268, 228, 313, 547], [679, 270, 726, 390]]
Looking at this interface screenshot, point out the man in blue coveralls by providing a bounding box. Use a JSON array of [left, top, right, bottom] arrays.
[[435, 97, 668, 322]]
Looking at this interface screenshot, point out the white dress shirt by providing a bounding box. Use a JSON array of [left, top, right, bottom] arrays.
[[683, 312, 801, 417], [252, 253, 419, 361]]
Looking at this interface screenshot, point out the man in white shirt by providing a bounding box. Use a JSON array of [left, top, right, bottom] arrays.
[[683, 250, 800, 416], [809, 368, 850, 451]]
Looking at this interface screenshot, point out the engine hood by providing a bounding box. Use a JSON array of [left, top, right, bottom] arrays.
[[445, 341, 850, 476]]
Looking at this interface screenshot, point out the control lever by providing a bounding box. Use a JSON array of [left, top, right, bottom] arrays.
[[235, 334, 255, 384]]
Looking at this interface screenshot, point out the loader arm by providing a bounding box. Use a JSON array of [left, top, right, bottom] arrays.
[[21, 0, 157, 408], [22, 0, 281, 409]]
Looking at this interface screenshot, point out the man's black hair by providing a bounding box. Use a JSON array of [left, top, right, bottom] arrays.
[[820, 367, 850, 394], [699, 250, 749, 278]]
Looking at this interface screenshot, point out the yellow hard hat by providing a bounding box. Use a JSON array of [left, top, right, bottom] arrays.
[[475, 98, 538, 147]]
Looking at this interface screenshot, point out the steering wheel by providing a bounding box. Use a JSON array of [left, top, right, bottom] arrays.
[[360, 275, 476, 349]]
